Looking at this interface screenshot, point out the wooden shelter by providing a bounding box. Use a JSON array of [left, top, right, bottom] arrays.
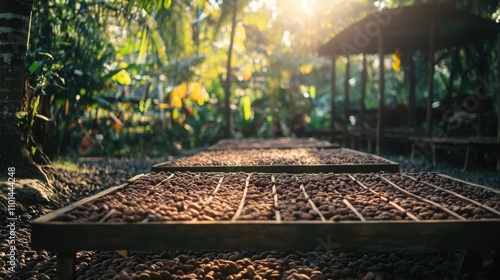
[[318, 3, 500, 155]]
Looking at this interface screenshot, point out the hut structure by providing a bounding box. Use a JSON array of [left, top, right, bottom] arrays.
[[318, 3, 500, 161]]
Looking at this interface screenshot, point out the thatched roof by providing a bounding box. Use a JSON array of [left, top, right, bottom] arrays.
[[318, 3, 500, 56]]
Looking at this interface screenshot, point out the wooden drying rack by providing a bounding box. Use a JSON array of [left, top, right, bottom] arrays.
[[32, 172, 500, 280], [152, 148, 400, 173]]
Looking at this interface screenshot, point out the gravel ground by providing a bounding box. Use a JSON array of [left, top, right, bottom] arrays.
[[0, 158, 157, 280], [1, 153, 499, 280]]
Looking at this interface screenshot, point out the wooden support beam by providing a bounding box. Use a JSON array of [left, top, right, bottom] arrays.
[[409, 52, 416, 128], [426, 19, 435, 137], [360, 54, 367, 133], [344, 57, 351, 138], [331, 54, 337, 140], [477, 46, 488, 137], [377, 33, 385, 155]]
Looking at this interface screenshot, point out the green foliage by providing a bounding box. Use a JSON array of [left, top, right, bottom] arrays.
[[23, 0, 500, 157], [240, 96, 252, 121], [53, 158, 79, 171], [139, 98, 153, 113], [111, 70, 132, 86], [15, 111, 29, 125]]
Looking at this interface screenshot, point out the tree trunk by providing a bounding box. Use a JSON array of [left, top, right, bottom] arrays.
[[0, 0, 36, 176], [223, 0, 238, 139]]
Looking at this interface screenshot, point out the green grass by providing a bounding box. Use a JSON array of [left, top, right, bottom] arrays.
[[53, 158, 79, 171]]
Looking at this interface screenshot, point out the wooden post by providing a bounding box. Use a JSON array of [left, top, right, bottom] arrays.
[[409, 52, 416, 129], [426, 19, 435, 137], [477, 48, 488, 137], [360, 54, 367, 133], [57, 252, 76, 280], [344, 57, 351, 140], [377, 34, 385, 155], [331, 54, 337, 141]]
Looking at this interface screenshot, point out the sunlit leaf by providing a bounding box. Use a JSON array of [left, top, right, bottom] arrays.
[[240, 96, 252, 121], [16, 111, 28, 120], [235, 24, 246, 42], [39, 52, 54, 60], [392, 62, 400, 72], [144, 14, 168, 64], [35, 114, 53, 122], [217, 66, 227, 75], [173, 82, 188, 99], [309, 85, 316, 99], [189, 82, 207, 105], [118, 62, 129, 68], [391, 54, 400, 62], [139, 98, 153, 113], [136, 30, 148, 64], [209, 4, 220, 19], [29, 61, 42, 74], [171, 95, 182, 108], [392, 49, 401, 72], [172, 108, 179, 120], [242, 69, 252, 81], [158, 102, 170, 109], [190, 82, 201, 95], [111, 69, 132, 85], [164, 0, 172, 9], [300, 64, 313, 75], [33, 96, 41, 115]]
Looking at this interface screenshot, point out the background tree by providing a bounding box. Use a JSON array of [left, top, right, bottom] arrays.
[[3, 0, 499, 166]]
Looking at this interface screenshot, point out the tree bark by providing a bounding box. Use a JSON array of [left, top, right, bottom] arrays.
[[0, 0, 36, 176], [223, 0, 238, 139]]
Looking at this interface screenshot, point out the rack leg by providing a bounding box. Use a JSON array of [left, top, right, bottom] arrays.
[[432, 143, 436, 167], [461, 250, 482, 279], [462, 145, 470, 172], [57, 252, 76, 280], [410, 143, 415, 161], [460, 249, 500, 280], [491, 248, 500, 280], [496, 148, 500, 171]]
